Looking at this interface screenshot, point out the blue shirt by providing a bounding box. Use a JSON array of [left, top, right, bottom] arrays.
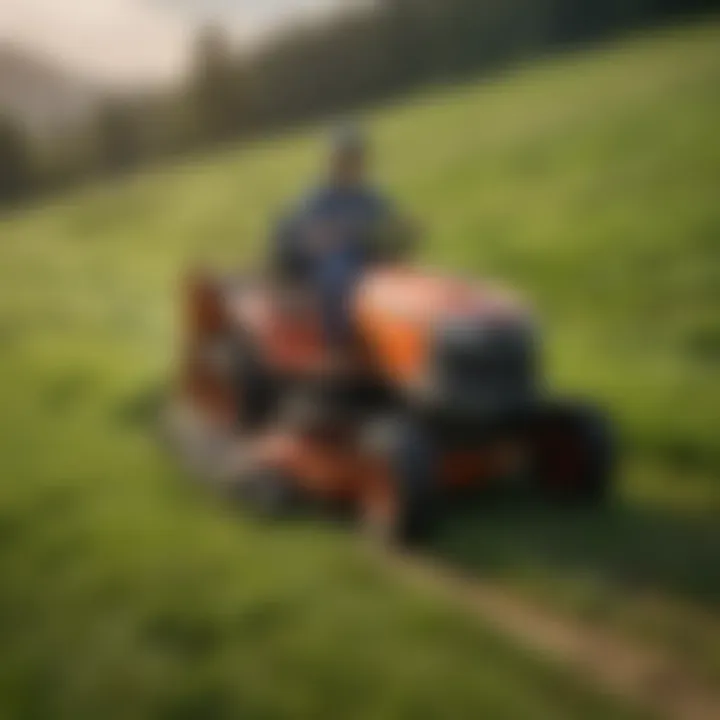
[[274, 184, 392, 286]]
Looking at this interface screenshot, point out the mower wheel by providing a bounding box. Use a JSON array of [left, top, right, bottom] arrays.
[[227, 333, 275, 430], [530, 402, 615, 505], [359, 418, 439, 545]]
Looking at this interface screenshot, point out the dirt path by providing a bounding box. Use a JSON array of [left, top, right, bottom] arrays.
[[385, 552, 720, 720], [165, 407, 720, 718]]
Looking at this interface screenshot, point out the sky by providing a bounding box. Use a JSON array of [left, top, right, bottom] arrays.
[[0, 0, 343, 86]]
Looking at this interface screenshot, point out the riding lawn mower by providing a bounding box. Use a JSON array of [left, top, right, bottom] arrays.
[[166, 264, 614, 544]]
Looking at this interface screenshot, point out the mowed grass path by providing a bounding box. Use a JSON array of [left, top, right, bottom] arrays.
[[1, 20, 719, 719]]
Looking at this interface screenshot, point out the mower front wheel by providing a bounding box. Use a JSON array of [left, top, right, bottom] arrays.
[[359, 418, 439, 546]]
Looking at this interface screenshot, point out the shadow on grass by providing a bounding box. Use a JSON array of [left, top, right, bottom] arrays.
[[432, 492, 720, 613]]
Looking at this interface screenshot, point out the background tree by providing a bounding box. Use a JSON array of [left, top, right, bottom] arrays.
[[0, 115, 33, 205], [191, 25, 248, 142], [95, 100, 144, 174], [2, 0, 718, 206]]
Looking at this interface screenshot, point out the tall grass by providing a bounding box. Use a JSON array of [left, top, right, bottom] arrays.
[[1, 20, 718, 718]]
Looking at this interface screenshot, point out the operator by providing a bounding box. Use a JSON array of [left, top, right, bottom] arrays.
[[272, 125, 413, 354]]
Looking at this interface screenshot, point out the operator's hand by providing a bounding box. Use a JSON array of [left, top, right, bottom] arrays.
[[375, 215, 420, 261]]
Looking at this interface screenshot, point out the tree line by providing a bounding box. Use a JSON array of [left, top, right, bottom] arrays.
[[0, 0, 716, 207]]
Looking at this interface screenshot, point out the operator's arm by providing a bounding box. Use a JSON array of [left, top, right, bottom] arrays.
[[366, 193, 419, 263]]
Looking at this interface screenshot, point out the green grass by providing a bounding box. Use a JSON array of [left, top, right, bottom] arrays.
[[2, 19, 720, 719]]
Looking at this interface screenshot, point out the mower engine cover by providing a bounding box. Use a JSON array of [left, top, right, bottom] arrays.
[[354, 269, 539, 420]]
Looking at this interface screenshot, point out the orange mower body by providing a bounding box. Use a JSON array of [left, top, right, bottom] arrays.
[[170, 266, 614, 543]]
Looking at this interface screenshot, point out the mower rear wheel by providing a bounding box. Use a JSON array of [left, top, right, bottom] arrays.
[[359, 418, 439, 545], [530, 402, 615, 505]]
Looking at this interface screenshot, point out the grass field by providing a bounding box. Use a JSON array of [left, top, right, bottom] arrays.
[[1, 19, 719, 719]]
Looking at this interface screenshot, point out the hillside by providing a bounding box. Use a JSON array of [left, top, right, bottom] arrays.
[[0, 20, 719, 719]]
